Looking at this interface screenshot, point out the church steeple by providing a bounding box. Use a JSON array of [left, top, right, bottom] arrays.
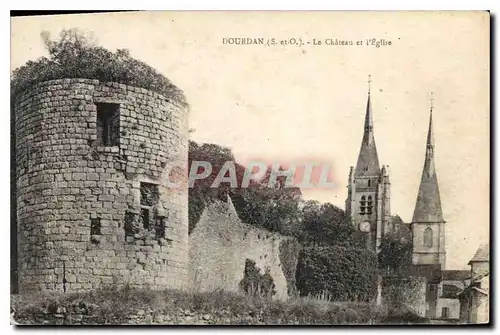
[[412, 96, 444, 223], [346, 77, 391, 254], [354, 76, 380, 177]]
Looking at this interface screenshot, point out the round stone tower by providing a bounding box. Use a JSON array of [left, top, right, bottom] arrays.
[[14, 79, 189, 293]]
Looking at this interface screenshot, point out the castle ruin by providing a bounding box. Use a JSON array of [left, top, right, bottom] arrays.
[[14, 78, 189, 293]]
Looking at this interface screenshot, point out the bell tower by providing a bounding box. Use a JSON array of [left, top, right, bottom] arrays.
[[411, 94, 446, 268], [346, 77, 391, 253]]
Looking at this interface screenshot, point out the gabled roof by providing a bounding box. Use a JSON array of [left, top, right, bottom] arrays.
[[458, 285, 489, 297], [442, 270, 471, 281], [405, 264, 442, 283], [469, 244, 489, 264]]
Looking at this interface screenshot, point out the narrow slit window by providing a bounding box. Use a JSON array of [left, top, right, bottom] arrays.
[[424, 227, 433, 248], [360, 196, 366, 214], [155, 217, 166, 239], [367, 196, 373, 215], [141, 208, 150, 229], [90, 218, 101, 235], [96, 103, 120, 147], [139, 182, 159, 231]]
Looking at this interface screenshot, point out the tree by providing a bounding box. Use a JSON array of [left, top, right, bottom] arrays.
[[188, 141, 237, 232], [299, 201, 364, 247], [187, 141, 303, 236], [378, 232, 412, 273], [295, 245, 379, 301], [232, 165, 302, 236]]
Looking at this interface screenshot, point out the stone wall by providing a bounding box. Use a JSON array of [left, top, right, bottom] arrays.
[[14, 79, 189, 293], [188, 197, 299, 300], [411, 223, 446, 266], [12, 306, 262, 325], [381, 276, 427, 317]]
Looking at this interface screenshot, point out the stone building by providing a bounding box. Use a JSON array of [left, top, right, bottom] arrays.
[[345, 89, 392, 253], [458, 244, 490, 323], [410, 107, 446, 267], [345, 83, 487, 322], [14, 78, 189, 293]]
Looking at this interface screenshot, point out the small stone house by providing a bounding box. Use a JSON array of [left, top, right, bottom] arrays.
[[458, 244, 489, 324]]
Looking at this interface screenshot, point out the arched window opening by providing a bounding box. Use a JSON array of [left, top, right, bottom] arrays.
[[360, 196, 366, 214], [424, 227, 433, 248], [367, 195, 373, 215], [368, 179, 371, 187]]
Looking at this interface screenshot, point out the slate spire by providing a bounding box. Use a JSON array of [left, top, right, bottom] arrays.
[[412, 102, 444, 223], [354, 77, 380, 177]]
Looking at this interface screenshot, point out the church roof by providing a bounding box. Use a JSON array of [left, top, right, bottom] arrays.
[[354, 93, 381, 177], [469, 244, 489, 264], [412, 109, 444, 223], [405, 263, 442, 283], [442, 270, 471, 281]]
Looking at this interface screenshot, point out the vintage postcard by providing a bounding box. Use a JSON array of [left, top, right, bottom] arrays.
[[10, 11, 490, 325]]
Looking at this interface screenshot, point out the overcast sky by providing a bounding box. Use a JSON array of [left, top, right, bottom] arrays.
[[11, 11, 489, 269]]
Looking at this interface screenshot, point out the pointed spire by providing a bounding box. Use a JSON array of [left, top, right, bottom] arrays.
[[368, 74, 372, 95], [354, 76, 380, 177], [364, 92, 373, 133], [427, 92, 435, 148], [412, 96, 444, 223]]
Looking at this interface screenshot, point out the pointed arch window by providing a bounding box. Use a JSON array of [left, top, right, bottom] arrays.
[[360, 196, 366, 214], [367, 195, 373, 215], [424, 227, 433, 248]]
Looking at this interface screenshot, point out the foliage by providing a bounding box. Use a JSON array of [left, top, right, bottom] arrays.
[[188, 140, 303, 236], [299, 201, 364, 246], [231, 166, 302, 236], [239, 259, 276, 298], [278, 238, 302, 297], [11, 286, 404, 325], [378, 232, 412, 273], [188, 141, 238, 233], [10, 28, 186, 105], [295, 245, 379, 302]]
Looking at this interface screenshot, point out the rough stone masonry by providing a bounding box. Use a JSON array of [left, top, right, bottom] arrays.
[[14, 78, 189, 293]]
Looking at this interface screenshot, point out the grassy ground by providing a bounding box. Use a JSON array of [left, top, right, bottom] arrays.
[[11, 286, 429, 325]]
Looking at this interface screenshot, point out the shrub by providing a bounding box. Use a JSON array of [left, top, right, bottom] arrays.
[[12, 287, 391, 325], [296, 245, 378, 302], [239, 259, 276, 298], [10, 28, 186, 105]]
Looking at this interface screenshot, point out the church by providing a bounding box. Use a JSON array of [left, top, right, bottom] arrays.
[[345, 81, 478, 321]]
